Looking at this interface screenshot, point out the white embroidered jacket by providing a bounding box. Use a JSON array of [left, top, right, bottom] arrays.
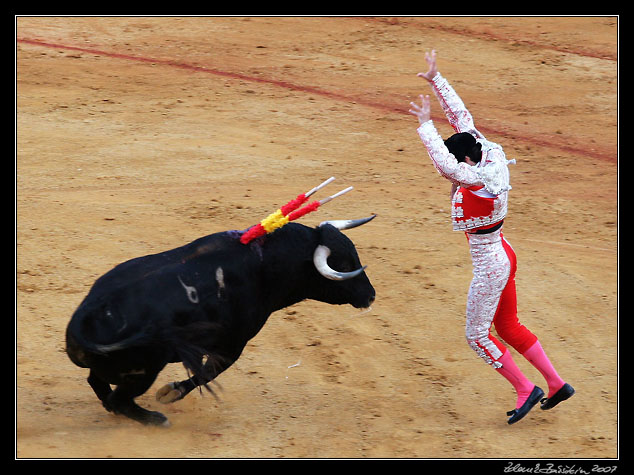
[[416, 73, 515, 231]]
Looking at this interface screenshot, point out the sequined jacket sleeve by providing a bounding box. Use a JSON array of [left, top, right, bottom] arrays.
[[417, 120, 483, 187], [418, 73, 513, 195], [429, 72, 482, 138]]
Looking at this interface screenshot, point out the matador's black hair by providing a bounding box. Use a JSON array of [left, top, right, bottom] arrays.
[[444, 132, 482, 163]]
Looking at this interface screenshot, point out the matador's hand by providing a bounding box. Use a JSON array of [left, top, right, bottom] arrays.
[[409, 94, 431, 125], [417, 50, 438, 82]]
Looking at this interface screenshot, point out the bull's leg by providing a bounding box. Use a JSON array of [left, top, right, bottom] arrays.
[[87, 370, 113, 409], [106, 371, 170, 427], [156, 355, 232, 404], [155, 379, 194, 404], [156, 374, 223, 404]]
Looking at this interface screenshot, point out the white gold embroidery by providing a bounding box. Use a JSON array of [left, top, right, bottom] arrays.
[[450, 190, 508, 231], [464, 230, 511, 367]]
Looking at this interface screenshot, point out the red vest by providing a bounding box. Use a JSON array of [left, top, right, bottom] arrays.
[[451, 185, 507, 232]]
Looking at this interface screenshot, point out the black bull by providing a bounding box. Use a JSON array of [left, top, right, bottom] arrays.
[[66, 217, 375, 426]]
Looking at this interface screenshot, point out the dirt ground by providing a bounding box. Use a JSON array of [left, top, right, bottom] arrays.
[[16, 17, 618, 460]]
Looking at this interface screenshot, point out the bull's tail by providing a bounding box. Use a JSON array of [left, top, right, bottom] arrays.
[[65, 314, 156, 369], [66, 298, 159, 359], [78, 333, 152, 355], [66, 307, 228, 384]]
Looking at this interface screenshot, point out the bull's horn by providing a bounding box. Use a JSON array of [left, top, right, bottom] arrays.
[[319, 214, 377, 231], [313, 245, 367, 281]]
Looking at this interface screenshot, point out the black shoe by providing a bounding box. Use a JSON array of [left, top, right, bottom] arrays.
[[506, 386, 544, 425], [540, 383, 575, 411]]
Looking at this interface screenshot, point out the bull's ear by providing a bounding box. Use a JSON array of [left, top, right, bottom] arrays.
[[318, 214, 376, 231]]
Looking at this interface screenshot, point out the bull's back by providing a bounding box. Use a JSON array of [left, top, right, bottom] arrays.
[[66, 231, 259, 362]]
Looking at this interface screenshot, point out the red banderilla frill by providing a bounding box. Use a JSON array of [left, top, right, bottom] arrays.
[[239, 177, 353, 244]]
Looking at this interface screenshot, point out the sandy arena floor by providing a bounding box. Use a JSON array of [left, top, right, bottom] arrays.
[[16, 16, 618, 459]]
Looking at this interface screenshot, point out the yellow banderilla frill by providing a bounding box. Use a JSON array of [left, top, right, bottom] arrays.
[[260, 209, 290, 233]]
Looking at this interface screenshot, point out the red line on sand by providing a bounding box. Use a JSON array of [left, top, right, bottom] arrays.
[[17, 37, 615, 163], [17, 37, 401, 114], [365, 18, 617, 61]]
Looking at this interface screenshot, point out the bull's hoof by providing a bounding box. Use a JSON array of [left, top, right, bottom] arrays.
[[145, 411, 171, 427], [156, 382, 185, 404], [105, 394, 171, 427], [129, 408, 171, 427]]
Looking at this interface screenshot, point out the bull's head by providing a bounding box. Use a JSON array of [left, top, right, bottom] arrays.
[[242, 178, 376, 310], [313, 215, 375, 281], [310, 215, 376, 309]]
